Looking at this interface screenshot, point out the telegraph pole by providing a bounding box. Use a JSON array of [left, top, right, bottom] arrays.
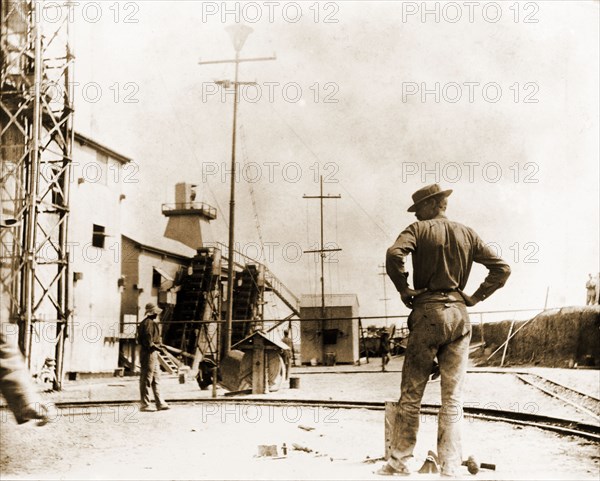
[[378, 264, 390, 327], [303, 176, 341, 363], [199, 25, 275, 355]]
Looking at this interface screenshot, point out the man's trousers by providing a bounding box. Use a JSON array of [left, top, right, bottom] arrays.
[[389, 299, 471, 476], [139, 350, 166, 408]]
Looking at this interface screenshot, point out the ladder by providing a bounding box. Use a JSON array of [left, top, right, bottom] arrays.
[[157, 348, 180, 374]]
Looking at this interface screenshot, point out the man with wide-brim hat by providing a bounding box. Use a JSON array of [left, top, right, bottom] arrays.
[[407, 184, 453, 213], [378, 184, 510, 477], [144, 303, 162, 317], [136, 302, 169, 412]]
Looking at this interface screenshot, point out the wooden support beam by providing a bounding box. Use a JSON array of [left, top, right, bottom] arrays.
[[252, 335, 266, 394]]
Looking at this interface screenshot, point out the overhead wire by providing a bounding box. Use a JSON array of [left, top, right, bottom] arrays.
[[238, 121, 261, 319], [335, 197, 341, 293], [157, 73, 228, 231], [239, 121, 266, 259], [267, 103, 395, 242], [305, 198, 314, 297], [238, 111, 285, 323]]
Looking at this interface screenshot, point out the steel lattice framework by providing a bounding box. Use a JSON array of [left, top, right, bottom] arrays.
[[1, 0, 74, 389]]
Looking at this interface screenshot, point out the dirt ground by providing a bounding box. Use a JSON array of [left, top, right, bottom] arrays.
[[1, 360, 599, 480], [1, 403, 599, 481]]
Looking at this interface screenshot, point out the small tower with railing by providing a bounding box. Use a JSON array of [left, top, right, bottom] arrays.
[[162, 183, 217, 249]]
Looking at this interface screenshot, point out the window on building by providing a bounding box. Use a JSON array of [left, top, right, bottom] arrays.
[[92, 224, 105, 248], [323, 329, 339, 345], [152, 269, 162, 288], [152, 267, 173, 289]]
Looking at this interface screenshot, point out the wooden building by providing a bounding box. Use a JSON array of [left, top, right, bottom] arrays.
[[299, 294, 360, 365]]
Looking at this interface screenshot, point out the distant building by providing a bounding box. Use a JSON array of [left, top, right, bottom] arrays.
[[62, 139, 203, 377], [300, 294, 360, 365], [15, 139, 291, 379], [119, 234, 195, 370]]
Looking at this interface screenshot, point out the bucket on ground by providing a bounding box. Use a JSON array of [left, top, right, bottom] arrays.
[[290, 376, 300, 389], [325, 352, 337, 366]]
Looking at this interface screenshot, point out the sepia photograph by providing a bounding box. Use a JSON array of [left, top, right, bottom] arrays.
[[1, 1, 599, 480]]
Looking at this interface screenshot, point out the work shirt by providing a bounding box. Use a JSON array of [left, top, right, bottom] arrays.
[[386, 215, 510, 302], [136, 317, 161, 353]]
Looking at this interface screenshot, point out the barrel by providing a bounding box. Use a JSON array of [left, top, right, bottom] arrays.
[[289, 376, 301, 389], [325, 352, 337, 366]]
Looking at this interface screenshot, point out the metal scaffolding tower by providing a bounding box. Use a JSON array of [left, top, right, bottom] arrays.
[[1, 0, 74, 389]]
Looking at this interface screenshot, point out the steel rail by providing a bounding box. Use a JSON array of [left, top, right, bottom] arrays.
[[16, 397, 598, 442], [515, 373, 600, 423], [286, 368, 600, 434]]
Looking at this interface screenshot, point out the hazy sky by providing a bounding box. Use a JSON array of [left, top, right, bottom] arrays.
[[70, 1, 599, 319]]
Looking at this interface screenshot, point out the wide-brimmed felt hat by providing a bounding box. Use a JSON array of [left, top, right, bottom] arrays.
[[144, 302, 162, 316], [407, 184, 453, 212]]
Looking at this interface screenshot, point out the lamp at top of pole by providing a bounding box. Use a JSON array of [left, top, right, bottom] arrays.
[[226, 24, 254, 53]]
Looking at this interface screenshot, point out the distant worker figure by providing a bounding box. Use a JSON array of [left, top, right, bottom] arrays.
[[585, 274, 597, 306], [136, 303, 170, 412], [380, 184, 510, 476], [1, 218, 50, 426], [380, 331, 391, 372], [281, 329, 293, 380], [0, 331, 50, 425]]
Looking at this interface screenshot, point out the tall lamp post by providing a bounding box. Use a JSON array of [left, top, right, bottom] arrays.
[[199, 26, 275, 355]]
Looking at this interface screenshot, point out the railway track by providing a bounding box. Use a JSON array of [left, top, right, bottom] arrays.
[[3, 369, 597, 443], [40, 396, 600, 442], [294, 366, 600, 427], [514, 372, 600, 423]]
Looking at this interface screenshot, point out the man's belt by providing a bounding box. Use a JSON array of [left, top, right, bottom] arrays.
[[414, 289, 464, 304]]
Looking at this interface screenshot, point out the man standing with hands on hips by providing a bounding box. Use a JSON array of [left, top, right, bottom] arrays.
[[379, 184, 510, 477]]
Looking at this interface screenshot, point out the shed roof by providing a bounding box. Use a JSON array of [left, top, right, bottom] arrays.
[[232, 330, 290, 351], [74, 132, 132, 164], [122, 234, 196, 262]]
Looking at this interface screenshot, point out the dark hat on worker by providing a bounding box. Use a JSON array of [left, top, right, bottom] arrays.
[[144, 302, 162, 316], [407, 184, 453, 212]]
